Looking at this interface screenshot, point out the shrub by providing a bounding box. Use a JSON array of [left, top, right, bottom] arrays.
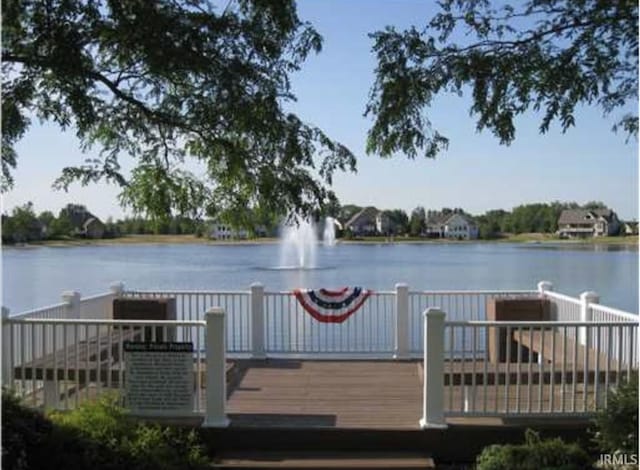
[[2, 390, 208, 470], [593, 373, 639, 456], [475, 429, 592, 470], [1, 388, 53, 470]]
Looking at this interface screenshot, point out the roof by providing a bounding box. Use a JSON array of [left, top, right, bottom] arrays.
[[426, 212, 476, 227], [558, 209, 615, 225], [345, 207, 379, 227]]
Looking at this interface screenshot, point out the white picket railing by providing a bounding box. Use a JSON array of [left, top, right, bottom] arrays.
[[262, 290, 396, 356], [445, 321, 637, 416], [5, 280, 638, 426], [408, 290, 536, 354], [421, 311, 639, 427], [544, 291, 583, 322], [8, 280, 637, 361], [2, 318, 209, 412]]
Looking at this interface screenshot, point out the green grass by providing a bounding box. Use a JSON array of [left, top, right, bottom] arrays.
[[20, 234, 279, 247]]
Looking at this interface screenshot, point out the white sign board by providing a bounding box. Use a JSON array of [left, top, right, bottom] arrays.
[[124, 342, 193, 415]]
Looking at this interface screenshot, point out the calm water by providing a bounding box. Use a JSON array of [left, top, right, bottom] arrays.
[[2, 242, 638, 314]]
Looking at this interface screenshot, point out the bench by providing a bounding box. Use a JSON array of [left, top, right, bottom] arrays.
[[13, 327, 143, 384], [512, 329, 617, 370]]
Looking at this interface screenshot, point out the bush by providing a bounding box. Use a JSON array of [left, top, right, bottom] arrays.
[[593, 373, 639, 456], [1, 389, 53, 470], [475, 429, 592, 470], [2, 390, 209, 470]]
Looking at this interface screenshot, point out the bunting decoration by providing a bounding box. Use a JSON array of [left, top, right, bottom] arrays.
[[293, 287, 372, 323]]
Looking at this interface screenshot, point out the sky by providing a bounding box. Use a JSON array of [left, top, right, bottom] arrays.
[[2, 0, 638, 221]]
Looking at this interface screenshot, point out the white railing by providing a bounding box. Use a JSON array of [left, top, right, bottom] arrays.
[[544, 291, 582, 322], [10, 280, 637, 361], [263, 290, 396, 356], [408, 290, 536, 354], [420, 311, 639, 427], [2, 318, 208, 410], [78, 292, 116, 320], [122, 289, 251, 354], [10, 302, 69, 320]]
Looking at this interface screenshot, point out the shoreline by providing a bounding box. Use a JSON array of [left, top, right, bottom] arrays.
[[3, 233, 638, 248]]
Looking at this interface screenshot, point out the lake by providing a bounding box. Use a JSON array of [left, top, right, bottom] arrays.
[[2, 242, 638, 314]]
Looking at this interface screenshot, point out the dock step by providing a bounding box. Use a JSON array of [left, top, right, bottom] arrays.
[[213, 451, 435, 469]]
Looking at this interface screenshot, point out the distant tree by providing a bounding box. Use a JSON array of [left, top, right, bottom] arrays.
[[383, 209, 409, 235], [583, 201, 608, 210], [339, 205, 363, 224], [366, 0, 637, 160], [409, 206, 426, 236], [50, 210, 74, 238], [103, 216, 120, 238], [1, 214, 14, 244], [3, 202, 40, 242], [477, 209, 510, 239], [2, 0, 355, 222], [37, 210, 56, 237]]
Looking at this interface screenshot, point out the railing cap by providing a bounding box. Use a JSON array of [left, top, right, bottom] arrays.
[[250, 282, 264, 289], [61, 291, 81, 303], [423, 307, 445, 318], [580, 291, 599, 301], [537, 280, 553, 292], [110, 281, 125, 294], [206, 307, 225, 316], [395, 283, 409, 289]]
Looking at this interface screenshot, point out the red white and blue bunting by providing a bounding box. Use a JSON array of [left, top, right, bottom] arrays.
[[293, 287, 372, 323]]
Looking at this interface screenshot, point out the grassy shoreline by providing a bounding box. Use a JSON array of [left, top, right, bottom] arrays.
[[5, 233, 638, 248]]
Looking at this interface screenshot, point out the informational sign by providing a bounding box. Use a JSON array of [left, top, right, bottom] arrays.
[[124, 342, 193, 414]]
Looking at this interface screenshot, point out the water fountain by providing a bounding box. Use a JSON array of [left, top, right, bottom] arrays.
[[278, 218, 318, 269], [323, 216, 342, 246]]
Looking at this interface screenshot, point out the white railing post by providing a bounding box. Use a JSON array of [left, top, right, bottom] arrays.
[[394, 283, 409, 359], [2, 307, 11, 389], [61, 291, 81, 319], [203, 307, 229, 427], [537, 280, 553, 297], [580, 291, 599, 346], [420, 307, 447, 429], [250, 283, 266, 359]]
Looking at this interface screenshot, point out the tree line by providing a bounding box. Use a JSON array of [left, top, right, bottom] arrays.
[[335, 201, 619, 238], [1, 199, 624, 244]]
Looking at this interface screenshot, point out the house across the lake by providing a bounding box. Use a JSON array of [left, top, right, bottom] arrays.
[[209, 221, 249, 240], [344, 207, 394, 236], [62, 205, 105, 239], [557, 209, 620, 238], [425, 212, 478, 240], [621, 221, 638, 236]]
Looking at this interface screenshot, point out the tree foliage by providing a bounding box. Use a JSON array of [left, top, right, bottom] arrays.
[[593, 373, 638, 456], [366, 0, 638, 159], [2, 0, 356, 218], [409, 206, 426, 236]]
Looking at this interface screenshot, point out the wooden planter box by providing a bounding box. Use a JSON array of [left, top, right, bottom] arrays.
[[486, 298, 550, 363], [113, 298, 177, 342]]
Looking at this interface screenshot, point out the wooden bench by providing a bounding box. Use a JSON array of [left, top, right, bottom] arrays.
[[512, 329, 617, 370], [13, 327, 143, 384]]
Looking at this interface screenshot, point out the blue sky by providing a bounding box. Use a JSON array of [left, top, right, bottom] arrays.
[[3, 0, 638, 220]]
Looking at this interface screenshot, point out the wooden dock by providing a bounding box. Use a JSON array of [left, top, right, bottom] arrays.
[[227, 360, 422, 429], [225, 359, 608, 429]]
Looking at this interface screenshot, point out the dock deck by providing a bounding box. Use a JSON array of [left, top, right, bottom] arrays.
[[225, 359, 604, 429]]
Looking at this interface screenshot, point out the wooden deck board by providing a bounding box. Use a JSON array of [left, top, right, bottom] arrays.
[[227, 360, 423, 429]]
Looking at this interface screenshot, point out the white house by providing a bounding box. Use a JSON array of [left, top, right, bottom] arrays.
[[425, 213, 478, 240], [209, 222, 249, 240], [557, 209, 620, 238]]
